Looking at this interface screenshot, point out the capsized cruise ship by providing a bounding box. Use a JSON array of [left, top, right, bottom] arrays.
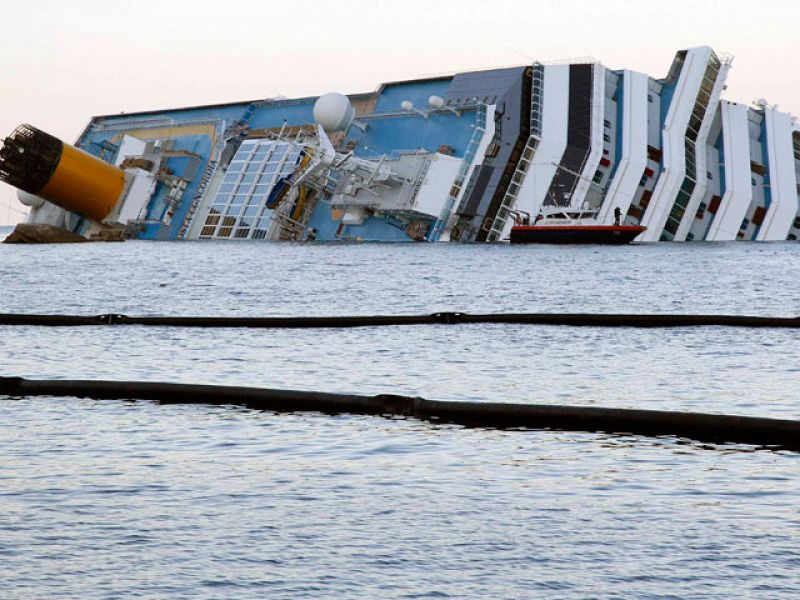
[[2, 46, 800, 243]]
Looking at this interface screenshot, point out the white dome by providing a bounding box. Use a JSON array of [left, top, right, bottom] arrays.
[[17, 190, 44, 208], [313, 92, 355, 132], [428, 95, 445, 109]]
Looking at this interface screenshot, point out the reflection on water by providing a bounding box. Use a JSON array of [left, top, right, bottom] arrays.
[[1, 241, 800, 598]]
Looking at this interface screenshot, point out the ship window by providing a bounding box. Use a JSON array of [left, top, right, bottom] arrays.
[[204, 139, 300, 240]]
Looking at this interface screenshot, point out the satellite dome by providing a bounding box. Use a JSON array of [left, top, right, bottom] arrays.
[[17, 190, 44, 208], [313, 92, 355, 132]]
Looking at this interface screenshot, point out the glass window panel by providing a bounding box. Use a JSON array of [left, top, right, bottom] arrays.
[[205, 215, 220, 225], [241, 174, 256, 185], [246, 162, 261, 174], [223, 172, 239, 184], [219, 183, 235, 193], [258, 216, 271, 228], [258, 174, 273, 184], [212, 193, 230, 207], [254, 184, 270, 194], [235, 228, 251, 238], [243, 205, 259, 217], [239, 217, 252, 228], [228, 162, 245, 173], [217, 227, 233, 238], [252, 229, 267, 240], [200, 226, 215, 237], [230, 194, 247, 206]]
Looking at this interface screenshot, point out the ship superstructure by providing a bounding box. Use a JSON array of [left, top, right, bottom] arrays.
[[4, 46, 799, 243]]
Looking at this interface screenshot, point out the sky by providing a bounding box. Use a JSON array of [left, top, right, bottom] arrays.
[[1, 0, 799, 224]]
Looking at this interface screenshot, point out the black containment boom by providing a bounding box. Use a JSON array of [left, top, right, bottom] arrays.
[[2, 377, 799, 451], [0, 312, 799, 329]]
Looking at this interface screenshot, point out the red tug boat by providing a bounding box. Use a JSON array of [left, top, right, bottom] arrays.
[[508, 208, 646, 245]]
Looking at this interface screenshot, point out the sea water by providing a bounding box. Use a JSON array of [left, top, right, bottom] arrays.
[[1, 237, 799, 598]]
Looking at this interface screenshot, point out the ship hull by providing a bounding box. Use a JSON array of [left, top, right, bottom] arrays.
[[509, 225, 646, 245]]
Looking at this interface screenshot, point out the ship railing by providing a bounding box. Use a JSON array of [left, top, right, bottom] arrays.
[[485, 135, 541, 242], [357, 102, 484, 122], [427, 105, 487, 241]]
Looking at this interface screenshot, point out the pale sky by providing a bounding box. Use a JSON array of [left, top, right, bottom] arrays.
[[2, 0, 799, 224]]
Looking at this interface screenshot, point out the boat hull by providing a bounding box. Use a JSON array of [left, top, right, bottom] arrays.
[[509, 225, 646, 245]]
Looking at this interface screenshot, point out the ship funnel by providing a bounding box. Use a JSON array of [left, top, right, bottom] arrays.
[[0, 124, 125, 222]]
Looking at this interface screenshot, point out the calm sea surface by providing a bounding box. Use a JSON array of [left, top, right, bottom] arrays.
[[1, 230, 799, 598]]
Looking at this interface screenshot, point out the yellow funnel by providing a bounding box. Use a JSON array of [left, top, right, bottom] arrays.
[[0, 124, 125, 222]]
